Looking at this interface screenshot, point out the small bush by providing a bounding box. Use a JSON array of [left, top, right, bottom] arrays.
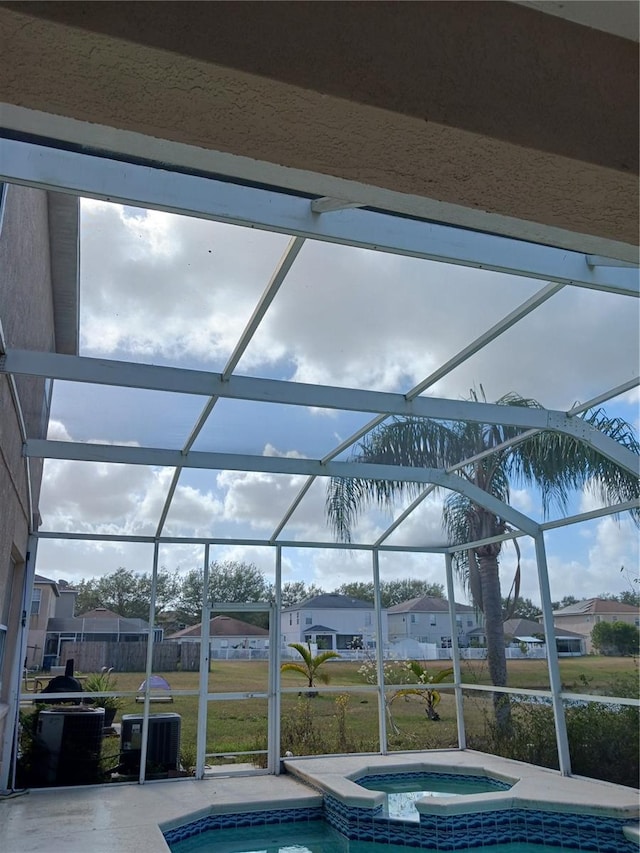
[[471, 693, 639, 788]]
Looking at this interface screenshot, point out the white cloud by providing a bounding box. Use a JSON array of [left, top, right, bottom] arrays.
[[80, 201, 637, 412], [36, 200, 637, 593], [80, 201, 290, 365]]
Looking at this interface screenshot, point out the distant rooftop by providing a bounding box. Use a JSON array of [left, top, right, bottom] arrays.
[[282, 593, 374, 611], [552, 598, 639, 616], [387, 596, 474, 614], [167, 614, 269, 640]]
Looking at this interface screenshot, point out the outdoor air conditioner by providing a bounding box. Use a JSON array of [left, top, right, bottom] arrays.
[[36, 708, 105, 785], [120, 712, 181, 774]]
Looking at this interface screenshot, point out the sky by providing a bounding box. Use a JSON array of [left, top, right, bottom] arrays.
[[35, 199, 640, 608]]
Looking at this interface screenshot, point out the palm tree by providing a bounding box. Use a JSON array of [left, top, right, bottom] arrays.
[[327, 393, 640, 730], [281, 642, 341, 693]]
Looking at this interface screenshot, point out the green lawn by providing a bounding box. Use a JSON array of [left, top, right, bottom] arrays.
[[21, 656, 638, 784], [103, 656, 639, 761]]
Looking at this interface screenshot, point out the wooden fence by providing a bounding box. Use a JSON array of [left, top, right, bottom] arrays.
[[60, 641, 201, 672]]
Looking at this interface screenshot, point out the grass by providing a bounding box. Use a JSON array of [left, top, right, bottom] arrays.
[[21, 656, 638, 783]]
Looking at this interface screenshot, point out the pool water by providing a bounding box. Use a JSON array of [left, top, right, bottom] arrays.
[[168, 821, 589, 853], [357, 772, 510, 821]]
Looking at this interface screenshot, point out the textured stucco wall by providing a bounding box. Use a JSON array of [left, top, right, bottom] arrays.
[[0, 2, 637, 247], [0, 186, 55, 765]]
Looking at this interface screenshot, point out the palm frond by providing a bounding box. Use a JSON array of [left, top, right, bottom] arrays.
[[507, 407, 640, 524]]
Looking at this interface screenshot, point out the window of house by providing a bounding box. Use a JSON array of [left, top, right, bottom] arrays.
[[30, 588, 42, 616], [305, 617, 312, 625], [410, 614, 416, 624], [430, 615, 437, 626], [364, 612, 372, 626], [467, 619, 473, 627], [440, 636, 452, 648], [289, 613, 292, 626], [296, 612, 299, 625]]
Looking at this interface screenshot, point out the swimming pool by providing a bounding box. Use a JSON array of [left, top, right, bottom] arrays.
[[162, 752, 638, 853], [167, 818, 633, 853]]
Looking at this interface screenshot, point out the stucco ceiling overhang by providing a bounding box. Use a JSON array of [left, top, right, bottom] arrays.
[[0, 1, 637, 257]]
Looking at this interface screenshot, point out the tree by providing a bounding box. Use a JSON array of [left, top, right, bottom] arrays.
[[619, 590, 640, 608], [502, 596, 541, 621], [281, 642, 341, 691], [175, 560, 272, 627], [75, 567, 180, 620], [333, 581, 377, 603], [326, 395, 639, 731], [591, 621, 640, 656], [334, 579, 444, 608], [281, 581, 326, 608], [551, 595, 579, 610]]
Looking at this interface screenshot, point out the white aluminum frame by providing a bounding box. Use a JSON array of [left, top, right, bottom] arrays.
[[0, 132, 638, 788], [1, 139, 638, 296]]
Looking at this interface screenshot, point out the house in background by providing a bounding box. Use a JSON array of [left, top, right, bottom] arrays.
[[545, 599, 640, 654], [45, 607, 158, 664], [503, 618, 585, 656], [281, 594, 384, 652], [167, 615, 269, 658], [386, 596, 479, 650], [26, 575, 60, 668]]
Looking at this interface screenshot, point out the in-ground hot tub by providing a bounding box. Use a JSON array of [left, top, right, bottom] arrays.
[[281, 751, 639, 851], [355, 769, 513, 821]]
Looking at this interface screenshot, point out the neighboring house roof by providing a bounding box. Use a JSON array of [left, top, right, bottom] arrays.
[[503, 618, 545, 638], [503, 618, 584, 641], [78, 608, 122, 619], [34, 574, 60, 596], [47, 614, 150, 633], [386, 596, 474, 614], [282, 593, 373, 612], [551, 598, 639, 617], [166, 614, 269, 640]]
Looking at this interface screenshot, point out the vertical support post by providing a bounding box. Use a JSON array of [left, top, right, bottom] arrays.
[[534, 531, 571, 775], [270, 546, 283, 774], [138, 541, 159, 784], [1, 534, 38, 793], [445, 553, 466, 750], [372, 549, 387, 754], [195, 545, 210, 779]]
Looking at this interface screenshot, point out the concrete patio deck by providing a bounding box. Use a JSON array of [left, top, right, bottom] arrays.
[[0, 751, 637, 853]]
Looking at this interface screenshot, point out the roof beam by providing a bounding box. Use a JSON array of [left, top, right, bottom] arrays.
[[0, 349, 606, 429], [7, 350, 637, 474], [1, 138, 637, 296], [25, 439, 540, 536]]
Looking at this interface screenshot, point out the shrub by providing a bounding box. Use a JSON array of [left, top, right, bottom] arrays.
[[591, 621, 640, 656], [471, 687, 639, 788]]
